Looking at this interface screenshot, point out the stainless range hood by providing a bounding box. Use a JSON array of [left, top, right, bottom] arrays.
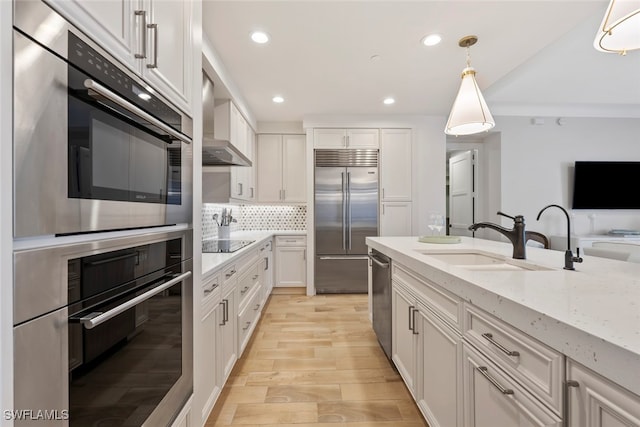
[[202, 70, 251, 167], [202, 138, 251, 166]]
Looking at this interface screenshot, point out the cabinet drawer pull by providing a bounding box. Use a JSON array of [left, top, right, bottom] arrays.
[[411, 307, 419, 335], [481, 333, 520, 357], [566, 380, 579, 388], [254, 303, 260, 311], [225, 269, 236, 278], [240, 286, 249, 294], [253, 274, 259, 280], [242, 321, 251, 331], [476, 366, 514, 395], [409, 305, 416, 333]]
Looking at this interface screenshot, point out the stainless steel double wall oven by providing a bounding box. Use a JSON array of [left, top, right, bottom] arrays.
[[13, 0, 192, 238], [13, 1, 194, 426], [13, 229, 193, 427]]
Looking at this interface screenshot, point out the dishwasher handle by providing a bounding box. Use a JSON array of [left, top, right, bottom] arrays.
[[369, 254, 390, 269]]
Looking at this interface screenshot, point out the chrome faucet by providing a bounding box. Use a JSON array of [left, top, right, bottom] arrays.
[[536, 204, 583, 270], [468, 211, 528, 259]]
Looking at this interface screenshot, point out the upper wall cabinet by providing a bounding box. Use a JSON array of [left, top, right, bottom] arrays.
[[257, 134, 306, 203], [313, 128, 379, 149], [380, 129, 412, 201], [45, 0, 193, 114], [215, 101, 249, 158]]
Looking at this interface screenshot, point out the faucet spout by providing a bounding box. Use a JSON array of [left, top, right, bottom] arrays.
[[468, 212, 527, 259], [536, 204, 583, 270]]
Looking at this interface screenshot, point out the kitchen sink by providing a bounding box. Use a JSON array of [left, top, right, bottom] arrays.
[[415, 250, 552, 271]]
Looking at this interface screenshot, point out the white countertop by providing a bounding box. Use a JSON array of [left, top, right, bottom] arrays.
[[202, 230, 306, 278], [366, 235, 640, 396]]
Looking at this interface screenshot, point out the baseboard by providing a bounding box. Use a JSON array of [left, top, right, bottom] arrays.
[[271, 286, 306, 295]]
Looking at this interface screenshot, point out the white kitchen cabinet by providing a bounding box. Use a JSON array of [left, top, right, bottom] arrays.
[[417, 302, 463, 427], [259, 239, 274, 303], [275, 236, 307, 287], [313, 128, 379, 149], [380, 202, 412, 236], [380, 129, 412, 201], [257, 134, 306, 203], [462, 342, 562, 427], [215, 100, 249, 158], [567, 360, 640, 427], [45, 0, 193, 113], [200, 273, 221, 423], [392, 280, 418, 396], [231, 125, 256, 202], [217, 264, 238, 384]]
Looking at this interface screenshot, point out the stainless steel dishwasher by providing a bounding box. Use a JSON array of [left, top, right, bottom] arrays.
[[370, 249, 392, 360]]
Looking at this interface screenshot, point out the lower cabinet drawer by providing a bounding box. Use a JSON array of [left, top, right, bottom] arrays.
[[275, 235, 306, 247], [237, 263, 260, 309], [462, 342, 562, 427], [238, 285, 263, 355], [463, 303, 564, 415]]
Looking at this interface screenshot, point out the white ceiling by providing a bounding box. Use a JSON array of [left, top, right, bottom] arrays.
[[202, 1, 640, 122]]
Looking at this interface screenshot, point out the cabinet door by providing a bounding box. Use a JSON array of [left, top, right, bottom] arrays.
[[567, 360, 640, 427], [257, 134, 283, 202], [380, 129, 412, 201], [217, 287, 237, 384], [462, 343, 562, 427], [313, 128, 346, 148], [282, 135, 306, 202], [245, 127, 256, 201], [44, 0, 139, 72], [201, 302, 220, 423], [142, 0, 192, 113], [418, 304, 462, 427], [380, 202, 412, 236], [392, 282, 417, 395], [275, 247, 306, 287], [347, 128, 379, 148]]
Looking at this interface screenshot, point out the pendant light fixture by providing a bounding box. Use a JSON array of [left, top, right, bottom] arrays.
[[594, 0, 640, 55], [445, 35, 495, 136]]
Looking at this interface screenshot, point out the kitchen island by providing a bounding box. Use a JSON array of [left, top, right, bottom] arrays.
[[367, 235, 640, 427]]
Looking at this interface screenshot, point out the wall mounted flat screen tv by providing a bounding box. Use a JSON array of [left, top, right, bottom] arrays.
[[572, 161, 640, 209]]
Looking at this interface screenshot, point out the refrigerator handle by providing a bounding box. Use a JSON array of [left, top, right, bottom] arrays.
[[341, 171, 346, 250], [347, 171, 352, 251]]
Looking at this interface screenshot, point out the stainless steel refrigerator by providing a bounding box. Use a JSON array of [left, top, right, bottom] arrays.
[[314, 149, 378, 293]]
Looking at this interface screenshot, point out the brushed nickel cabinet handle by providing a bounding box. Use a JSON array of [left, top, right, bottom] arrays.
[[412, 307, 419, 335], [242, 321, 251, 331], [146, 23, 158, 68], [477, 366, 514, 395], [134, 10, 147, 58], [240, 286, 249, 294], [482, 333, 520, 357]]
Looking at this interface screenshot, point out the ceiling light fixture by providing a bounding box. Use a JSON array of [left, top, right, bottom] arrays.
[[383, 97, 395, 105], [421, 34, 442, 47], [250, 31, 270, 44], [272, 96, 284, 103], [594, 0, 640, 55], [445, 35, 495, 136]]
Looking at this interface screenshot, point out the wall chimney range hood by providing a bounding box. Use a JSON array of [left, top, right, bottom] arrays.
[[202, 137, 252, 166]]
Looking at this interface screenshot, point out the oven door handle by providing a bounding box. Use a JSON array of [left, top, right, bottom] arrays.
[[83, 78, 191, 144], [78, 271, 192, 330]]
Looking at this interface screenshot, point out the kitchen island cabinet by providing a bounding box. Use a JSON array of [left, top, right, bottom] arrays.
[[367, 235, 640, 427]]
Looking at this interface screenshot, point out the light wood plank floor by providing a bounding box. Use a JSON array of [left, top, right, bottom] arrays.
[[205, 293, 429, 427]]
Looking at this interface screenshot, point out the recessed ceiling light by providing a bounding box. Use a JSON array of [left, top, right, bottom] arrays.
[[251, 31, 270, 44], [422, 34, 442, 47], [383, 97, 395, 105], [272, 96, 284, 103]]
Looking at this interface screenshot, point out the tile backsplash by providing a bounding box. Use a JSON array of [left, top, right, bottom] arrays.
[[202, 204, 307, 240]]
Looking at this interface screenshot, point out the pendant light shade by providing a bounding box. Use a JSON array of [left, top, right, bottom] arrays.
[[445, 36, 495, 136], [594, 0, 640, 55]]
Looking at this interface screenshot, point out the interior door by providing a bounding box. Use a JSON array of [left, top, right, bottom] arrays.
[[449, 150, 475, 237]]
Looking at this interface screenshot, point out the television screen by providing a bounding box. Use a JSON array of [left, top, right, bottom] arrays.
[[572, 161, 640, 209]]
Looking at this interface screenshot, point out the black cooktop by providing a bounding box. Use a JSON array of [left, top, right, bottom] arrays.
[[202, 239, 254, 253]]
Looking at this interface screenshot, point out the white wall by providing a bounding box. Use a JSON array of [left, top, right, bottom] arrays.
[[495, 116, 640, 238]]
